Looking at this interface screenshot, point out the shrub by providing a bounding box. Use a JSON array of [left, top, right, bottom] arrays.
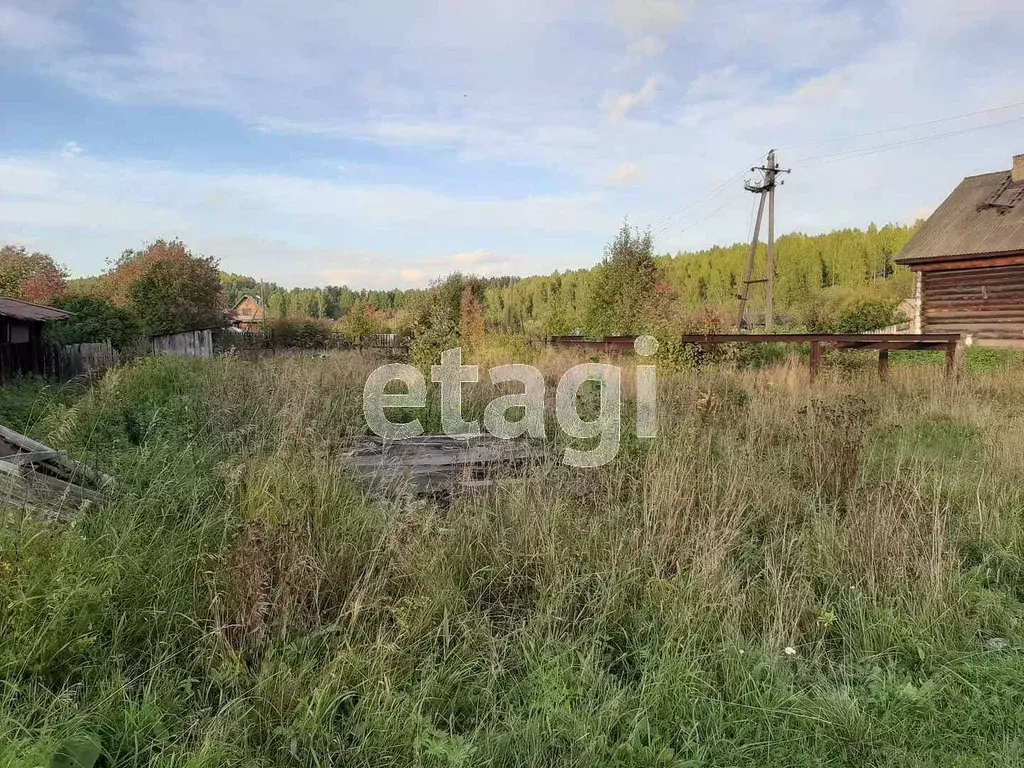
[[265, 317, 334, 349], [830, 298, 901, 333], [48, 295, 143, 351]]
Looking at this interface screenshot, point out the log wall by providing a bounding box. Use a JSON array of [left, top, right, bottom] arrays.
[[921, 263, 1024, 343]]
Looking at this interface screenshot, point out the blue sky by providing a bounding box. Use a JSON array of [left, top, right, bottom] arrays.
[[1, 0, 1023, 288]]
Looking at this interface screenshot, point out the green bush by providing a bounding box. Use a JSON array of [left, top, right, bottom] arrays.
[[48, 295, 143, 351], [829, 298, 901, 333], [265, 317, 335, 349]]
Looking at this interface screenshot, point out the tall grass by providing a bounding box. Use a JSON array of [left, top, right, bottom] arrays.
[[1, 352, 1024, 766]]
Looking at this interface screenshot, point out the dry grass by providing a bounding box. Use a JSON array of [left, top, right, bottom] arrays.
[[1, 349, 1024, 765]]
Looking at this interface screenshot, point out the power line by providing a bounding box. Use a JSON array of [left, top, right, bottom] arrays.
[[777, 99, 1024, 152], [670, 190, 747, 237], [795, 114, 1024, 166], [648, 100, 1024, 239], [651, 165, 754, 236], [651, 170, 744, 234], [644, 100, 1024, 270]]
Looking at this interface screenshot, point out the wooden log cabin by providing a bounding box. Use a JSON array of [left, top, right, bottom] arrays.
[[896, 153, 1024, 348], [230, 295, 265, 332]]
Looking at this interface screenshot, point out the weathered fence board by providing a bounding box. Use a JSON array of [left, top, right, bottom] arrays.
[[150, 329, 214, 358], [59, 340, 118, 378], [0, 342, 50, 384]]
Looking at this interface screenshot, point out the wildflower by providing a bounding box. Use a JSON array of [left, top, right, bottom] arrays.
[[784, 646, 797, 657]]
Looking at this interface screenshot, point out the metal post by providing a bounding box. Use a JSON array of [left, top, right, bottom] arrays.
[[945, 338, 964, 380], [810, 341, 821, 381]]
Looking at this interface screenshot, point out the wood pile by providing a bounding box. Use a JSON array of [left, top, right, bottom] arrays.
[[343, 434, 544, 501], [0, 424, 113, 522]]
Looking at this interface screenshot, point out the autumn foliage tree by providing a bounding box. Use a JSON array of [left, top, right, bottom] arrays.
[[0, 245, 69, 304], [113, 241, 226, 335], [459, 284, 485, 351], [129, 259, 225, 336], [105, 240, 205, 307]]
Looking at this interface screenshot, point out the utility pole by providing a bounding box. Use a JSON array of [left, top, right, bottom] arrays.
[[736, 150, 789, 331], [766, 155, 776, 331]]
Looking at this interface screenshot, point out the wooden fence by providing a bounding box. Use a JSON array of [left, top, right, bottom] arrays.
[[0, 343, 55, 384], [0, 324, 398, 387], [59, 340, 118, 378], [213, 328, 408, 356], [867, 321, 912, 335], [149, 329, 214, 358], [0, 340, 119, 384]]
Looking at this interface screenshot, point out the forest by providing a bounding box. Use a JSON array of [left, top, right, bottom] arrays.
[[217, 220, 921, 340], [0, 220, 920, 351]]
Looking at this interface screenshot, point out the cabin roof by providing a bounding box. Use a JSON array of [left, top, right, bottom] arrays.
[[897, 170, 1024, 265], [231, 294, 263, 310], [0, 297, 70, 322]]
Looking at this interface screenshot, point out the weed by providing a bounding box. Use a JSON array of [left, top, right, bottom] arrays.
[[0, 354, 1022, 765]]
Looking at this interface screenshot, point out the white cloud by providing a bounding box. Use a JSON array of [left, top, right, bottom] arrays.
[[0, 3, 79, 50], [611, 0, 687, 33], [627, 36, 666, 56], [603, 75, 660, 123], [898, 0, 1022, 38], [447, 250, 494, 266], [606, 161, 647, 186], [399, 269, 425, 284], [61, 141, 83, 159], [0, 153, 609, 285], [792, 71, 856, 107], [2, 0, 1024, 290], [687, 65, 744, 99]]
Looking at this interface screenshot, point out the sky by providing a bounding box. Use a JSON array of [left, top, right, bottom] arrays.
[[1, 0, 1023, 289]]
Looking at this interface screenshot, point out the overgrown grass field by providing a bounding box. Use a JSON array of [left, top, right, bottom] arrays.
[[2, 350, 1024, 766]]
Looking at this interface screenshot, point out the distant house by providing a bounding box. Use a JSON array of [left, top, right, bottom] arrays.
[[0, 297, 70, 381], [896, 153, 1024, 348], [230, 295, 265, 332]]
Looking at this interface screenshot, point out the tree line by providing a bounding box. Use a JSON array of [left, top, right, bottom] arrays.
[[0, 219, 919, 353], [481, 221, 920, 338], [0, 240, 223, 349]]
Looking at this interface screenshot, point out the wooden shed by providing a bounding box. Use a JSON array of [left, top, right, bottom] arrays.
[[896, 154, 1024, 348], [0, 297, 69, 381]]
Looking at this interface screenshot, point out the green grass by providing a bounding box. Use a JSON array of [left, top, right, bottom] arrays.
[[1, 354, 1024, 766]]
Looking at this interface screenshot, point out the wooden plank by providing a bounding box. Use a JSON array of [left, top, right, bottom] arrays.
[[923, 264, 1024, 281], [0, 424, 114, 488], [0, 424, 60, 458], [923, 322, 1024, 333], [911, 254, 1024, 272], [0, 460, 105, 505], [676, 333, 960, 345], [344, 435, 544, 498], [924, 276, 1024, 289], [922, 289, 1024, 302], [2, 450, 63, 466]]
